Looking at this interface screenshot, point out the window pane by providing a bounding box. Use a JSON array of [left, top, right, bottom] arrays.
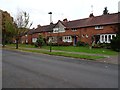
[[105, 35, 107, 41]]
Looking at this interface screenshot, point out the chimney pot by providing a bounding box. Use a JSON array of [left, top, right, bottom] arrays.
[[89, 13, 94, 18], [37, 24, 41, 28], [63, 18, 68, 22]]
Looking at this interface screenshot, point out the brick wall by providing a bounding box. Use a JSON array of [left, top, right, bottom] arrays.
[[28, 35, 32, 44], [45, 24, 118, 45], [80, 24, 118, 45], [21, 24, 118, 45]]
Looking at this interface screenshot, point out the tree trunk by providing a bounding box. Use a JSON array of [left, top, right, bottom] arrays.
[[2, 32, 6, 48], [50, 43, 52, 52], [16, 38, 19, 49]]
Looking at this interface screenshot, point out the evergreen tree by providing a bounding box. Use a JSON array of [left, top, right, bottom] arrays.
[[110, 21, 120, 52], [35, 35, 45, 48], [111, 34, 120, 52]]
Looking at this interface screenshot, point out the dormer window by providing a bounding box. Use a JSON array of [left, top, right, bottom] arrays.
[[72, 28, 77, 31], [53, 28, 59, 33], [53, 27, 65, 33], [95, 26, 103, 30]]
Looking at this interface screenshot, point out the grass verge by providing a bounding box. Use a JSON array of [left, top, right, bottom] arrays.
[[42, 46, 118, 55], [7, 44, 117, 55], [4, 47, 105, 60]]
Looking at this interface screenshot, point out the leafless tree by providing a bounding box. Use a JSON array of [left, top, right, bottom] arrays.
[[14, 10, 32, 49]]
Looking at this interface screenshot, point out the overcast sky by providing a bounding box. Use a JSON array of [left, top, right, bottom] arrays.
[[0, 0, 120, 28]]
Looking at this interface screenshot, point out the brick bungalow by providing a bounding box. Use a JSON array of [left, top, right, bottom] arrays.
[[23, 13, 119, 46]]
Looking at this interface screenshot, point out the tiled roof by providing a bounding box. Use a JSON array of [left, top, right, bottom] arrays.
[[27, 29, 35, 35], [33, 23, 55, 33], [29, 13, 119, 34], [63, 13, 119, 28]]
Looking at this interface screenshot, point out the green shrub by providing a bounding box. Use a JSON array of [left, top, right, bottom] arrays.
[[76, 41, 88, 46], [95, 43, 111, 49], [110, 34, 120, 52], [35, 35, 45, 48]]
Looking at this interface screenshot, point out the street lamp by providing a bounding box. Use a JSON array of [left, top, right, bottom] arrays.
[[49, 33, 52, 52]]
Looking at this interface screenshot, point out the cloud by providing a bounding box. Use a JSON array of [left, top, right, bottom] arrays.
[[0, 0, 119, 28]]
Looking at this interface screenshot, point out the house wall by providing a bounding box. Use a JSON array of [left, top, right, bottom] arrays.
[[31, 33, 39, 43], [46, 29, 80, 37], [20, 24, 118, 45], [28, 35, 32, 44], [80, 24, 118, 45], [22, 33, 38, 44], [46, 24, 118, 45], [21, 36, 27, 44]]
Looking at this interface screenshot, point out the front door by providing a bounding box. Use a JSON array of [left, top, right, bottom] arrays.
[[73, 36, 77, 46], [94, 35, 100, 44]]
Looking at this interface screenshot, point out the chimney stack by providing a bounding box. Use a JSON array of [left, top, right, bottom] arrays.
[[37, 24, 41, 28], [63, 18, 68, 22], [48, 12, 53, 24], [89, 13, 94, 18]]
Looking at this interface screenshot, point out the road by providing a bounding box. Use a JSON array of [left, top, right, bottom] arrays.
[[2, 49, 118, 88]]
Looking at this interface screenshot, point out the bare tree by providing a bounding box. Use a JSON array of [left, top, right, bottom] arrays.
[[14, 10, 32, 49]]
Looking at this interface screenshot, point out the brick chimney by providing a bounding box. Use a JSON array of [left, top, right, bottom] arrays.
[[50, 22, 53, 25], [63, 18, 68, 22], [89, 13, 94, 18], [37, 24, 41, 28]]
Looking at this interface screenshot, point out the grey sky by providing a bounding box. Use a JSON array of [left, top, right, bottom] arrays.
[[0, 0, 119, 28]]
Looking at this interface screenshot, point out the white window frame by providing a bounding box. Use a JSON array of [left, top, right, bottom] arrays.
[[53, 28, 65, 33], [48, 37, 57, 43], [86, 34, 89, 38], [53, 28, 59, 33], [71, 28, 77, 31], [82, 35, 85, 38], [62, 36, 72, 42], [59, 28, 65, 33], [100, 34, 116, 43], [26, 39, 28, 43], [32, 38, 37, 43], [95, 26, 103, 30]]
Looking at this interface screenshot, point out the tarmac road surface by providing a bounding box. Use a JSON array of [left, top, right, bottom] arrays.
[[2, 49, 118, 88]]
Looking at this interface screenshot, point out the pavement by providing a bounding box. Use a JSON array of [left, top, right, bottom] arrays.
[[3, 46, 119, 64], [97, 55, 118, 64]]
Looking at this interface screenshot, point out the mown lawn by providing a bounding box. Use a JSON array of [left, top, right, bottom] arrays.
[[7, 44, 118, 55], [5, 47, 104, 60], [23, 49, 105, 60], [8, 44, 35, 48], [42, 46, 117, 55]]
